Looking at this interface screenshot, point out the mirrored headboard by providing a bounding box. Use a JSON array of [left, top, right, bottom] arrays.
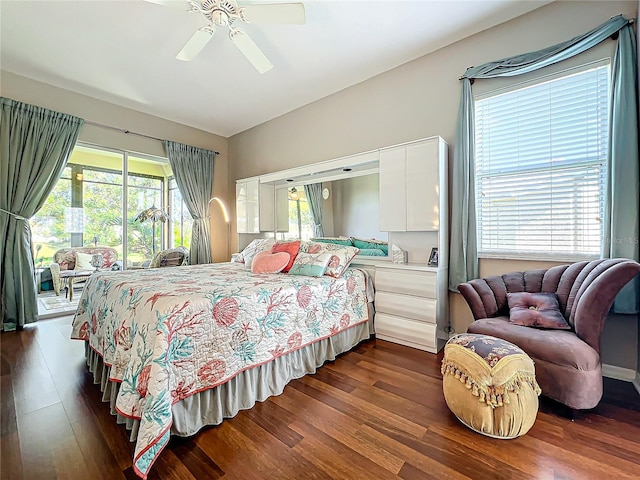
[[236, 148, 388, 256]]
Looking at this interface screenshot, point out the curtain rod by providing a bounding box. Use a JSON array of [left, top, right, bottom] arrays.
[[84, 120, 220, 155]]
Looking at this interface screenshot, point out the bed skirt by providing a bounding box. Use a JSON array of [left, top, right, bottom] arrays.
[[85, 318, 373, 441]]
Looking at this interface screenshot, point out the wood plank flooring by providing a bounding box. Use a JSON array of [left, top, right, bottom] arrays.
[[2, 314, 640, 480]]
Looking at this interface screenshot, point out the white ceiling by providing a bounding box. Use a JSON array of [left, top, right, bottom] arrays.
[[1, 0, 551, 137]]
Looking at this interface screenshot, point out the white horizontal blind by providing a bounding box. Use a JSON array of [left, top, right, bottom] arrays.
[[475, 63, 609, 258]]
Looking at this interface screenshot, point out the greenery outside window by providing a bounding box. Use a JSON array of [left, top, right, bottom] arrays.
[[30, 167, 72, 267], [30, 145, 189, 270], [286, 186, 313, 240], [169, 177, 192, 248], [127, 171, 164, 266]]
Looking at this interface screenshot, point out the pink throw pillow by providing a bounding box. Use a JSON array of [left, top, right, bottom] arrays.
[[271, 240, 301, 272], [507, 292, 570, 330], [251, 251, 291, 274]]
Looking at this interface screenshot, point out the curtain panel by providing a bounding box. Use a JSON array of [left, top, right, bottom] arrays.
[[0, 97, 84, 331], [602, 23, 639, 313], [165, 141, 216, 265], [304, 183, 324, 238], [449, 14, 638, 309]]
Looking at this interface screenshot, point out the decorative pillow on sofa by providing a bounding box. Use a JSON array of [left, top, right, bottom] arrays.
[[507, 292, 571, 330], [299, 241, 359, 278], [239, 237, 275, 268], [75, 252, 94, 271], [288, 252, 332, 277], [271, 240, 301, 272], [251, 251, 290, 274]]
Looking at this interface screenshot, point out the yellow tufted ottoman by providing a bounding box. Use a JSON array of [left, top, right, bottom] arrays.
[[441, 333, 541, 439]]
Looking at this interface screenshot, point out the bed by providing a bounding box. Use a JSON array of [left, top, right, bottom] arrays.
[[70, 262, 374, 479]]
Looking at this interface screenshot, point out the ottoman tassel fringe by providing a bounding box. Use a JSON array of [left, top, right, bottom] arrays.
[[441, 360, 542, 409]]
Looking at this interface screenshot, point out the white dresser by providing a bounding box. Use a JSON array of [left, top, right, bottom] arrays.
[[373, 263, 448, 353], [373, 135, 449, 353]]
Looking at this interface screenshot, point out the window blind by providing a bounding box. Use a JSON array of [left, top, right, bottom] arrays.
[[475, 63, 609, 258]]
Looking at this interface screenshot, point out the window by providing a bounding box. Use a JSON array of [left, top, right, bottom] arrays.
[[169, 178, 192, 248], [475, 62, 610, 259], [127, 171, 164, 267], [30, 167, 72, 266], [286, 186, 313, 240], [30, 145, 188, 270]]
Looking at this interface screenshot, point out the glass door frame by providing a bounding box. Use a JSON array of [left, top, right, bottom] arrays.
[[75, 142, 170, 269]]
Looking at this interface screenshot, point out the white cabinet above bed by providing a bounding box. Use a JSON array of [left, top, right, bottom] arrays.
[[236, 178, 288, 233], [379, 136, 446, 232]]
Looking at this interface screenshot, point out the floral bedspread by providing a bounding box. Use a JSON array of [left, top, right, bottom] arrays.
[[70, 262, 370, 479]]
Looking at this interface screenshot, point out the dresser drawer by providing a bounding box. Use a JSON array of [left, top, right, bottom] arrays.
[[375, 268, 436, 298], [374, 313, 437, 351], [375, 291, 436, 323]]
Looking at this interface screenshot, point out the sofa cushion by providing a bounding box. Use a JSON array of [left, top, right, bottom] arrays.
[[467, 317, 600, 372], [54, 247, 118, 270], [75, 252, 94, 270]]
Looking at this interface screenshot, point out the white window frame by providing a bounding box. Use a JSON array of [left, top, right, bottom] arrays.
[[474, 59, 611, 262]]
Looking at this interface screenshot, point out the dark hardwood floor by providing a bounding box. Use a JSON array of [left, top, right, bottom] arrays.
[[2, 315, 640, 480]]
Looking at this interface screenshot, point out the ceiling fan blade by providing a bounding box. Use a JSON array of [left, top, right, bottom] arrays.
[[145, 0, 193, 10], [176, 28, 214, 61], [230, 29, 273, 74], [240, 3, 305, 24]]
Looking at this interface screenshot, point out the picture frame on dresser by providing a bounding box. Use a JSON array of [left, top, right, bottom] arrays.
[[428, 247, 438, 267]]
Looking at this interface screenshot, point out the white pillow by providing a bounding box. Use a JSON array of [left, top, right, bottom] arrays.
[[240, 237, 275, 268], [75, 252, 94, 271]]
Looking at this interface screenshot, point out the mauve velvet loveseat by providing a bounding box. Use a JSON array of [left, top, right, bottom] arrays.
[[457, 258, 640, 410]]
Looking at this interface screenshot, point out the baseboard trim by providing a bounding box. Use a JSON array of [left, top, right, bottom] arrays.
[[602, 363, 637, 382], [634, 372, 640, 396]]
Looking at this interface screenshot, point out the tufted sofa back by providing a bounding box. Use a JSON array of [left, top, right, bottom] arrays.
[[53, 247, 119, 271], [458, 258, 640, 354]]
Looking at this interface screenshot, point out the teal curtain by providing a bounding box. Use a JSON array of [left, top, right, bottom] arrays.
[[602, 23, 639, 313], [165, 141, 215, 265], [0, 98, 84, 331], [448, 78, 477, 291], [304, 183, 324, 237], [449, 15, 637, 295]]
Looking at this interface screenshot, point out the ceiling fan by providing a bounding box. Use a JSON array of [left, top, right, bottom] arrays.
[[148, 0, 306, 73]]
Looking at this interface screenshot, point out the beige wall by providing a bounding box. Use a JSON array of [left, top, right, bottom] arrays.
[[229, 1, 639, 369], [0, 72, 231, 263]]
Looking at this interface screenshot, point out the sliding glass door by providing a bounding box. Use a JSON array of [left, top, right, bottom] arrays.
[[126, 161, 165, 268], [30, 144, 191, 270], [30, 166, 73, 267]]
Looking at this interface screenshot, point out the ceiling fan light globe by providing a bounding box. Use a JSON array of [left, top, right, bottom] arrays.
[[212, 10, 227, 26], [166, 0, 298, 70]]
